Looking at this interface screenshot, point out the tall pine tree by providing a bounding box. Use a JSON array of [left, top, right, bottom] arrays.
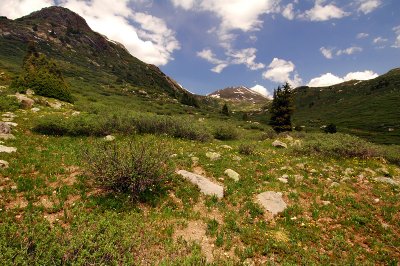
[[269, 82, 294, 133]]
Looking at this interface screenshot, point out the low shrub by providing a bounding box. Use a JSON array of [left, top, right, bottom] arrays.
[[239, 144, 256, 155], [213, 124, 239, 140], [83, 138, 172, 198], [324, 123, 337, 134], [259, 129, 277, 140], [0, 94, 20, 112], [293, 133, 380, 159]]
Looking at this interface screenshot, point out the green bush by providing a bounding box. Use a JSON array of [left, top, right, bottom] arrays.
[[293, 133, 380, 159], [259, 129, 278, 140], [324, 123, 337, 134], [0, 94, 20, 112], [11, 51, 73, 103], [239, 144, 256, 155], [213, 124, 239, 140], [83, 139, 172, 198]]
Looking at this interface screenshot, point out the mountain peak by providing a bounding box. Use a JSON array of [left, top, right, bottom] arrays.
[[208, 86, 267, 104]]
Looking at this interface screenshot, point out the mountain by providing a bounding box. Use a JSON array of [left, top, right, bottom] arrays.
[[0, 6, 191, 101], [208, 86, 268, 104], [292, 68, 400, 144]]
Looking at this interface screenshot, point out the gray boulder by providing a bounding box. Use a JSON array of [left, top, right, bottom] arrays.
[[272, 140, 287, 149], [0, 122, 11, 134], [257, 191, 287, 216], [177, 170, 223, 199], [14, 93, 34, 108]]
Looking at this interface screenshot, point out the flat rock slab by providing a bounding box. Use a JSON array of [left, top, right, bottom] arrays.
[[257, 191, 287, 216], [0, 145, 17, 153], [177, 170, 224, 199], [374, 177, 399, 186], [224, 169, 240, 182], [0, 134, 15, 140]]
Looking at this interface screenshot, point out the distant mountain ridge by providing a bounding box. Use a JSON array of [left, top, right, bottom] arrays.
[[0, 6, 190, 100], [208, 86, 268, 104]]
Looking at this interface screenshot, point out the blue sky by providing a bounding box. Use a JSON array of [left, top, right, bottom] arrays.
[[1, 0, 399, 96]]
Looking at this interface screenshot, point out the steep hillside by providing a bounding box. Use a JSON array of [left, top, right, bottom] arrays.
[[208, 86, 267, 104], [293, 68, 400, 144], [0, 6, 190, 101]]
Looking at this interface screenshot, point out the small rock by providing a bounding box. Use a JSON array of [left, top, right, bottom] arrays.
[[177, 170, 224, 198], [5, 122, 17, 127], [281, 174, 289, 179], [257, 191, 287, 216], [206, 152, 221, 161], [2, 118, 13, 122], [0, 145, 17, 153], [72, 111, 80, 116], [0, 122, 11, 134], [272, 140, 287, 149], [26, 89, 35, 95], [11, 185, 17, 190], [344, 168, 354, 176], [0, 134, 15, 140], [278, 178, 288, 184], [31, 107, 40, 112], [224, 169, 240, 182], [104, 135, 115, 141], [374, 198, 380, 203], [221, 145, 232, 150], [2, 112, 16, 118], [191, 157, 199, 164], [0, 160, 9, 169], [47, 101, 62, 109], [170, 154, 178, 158], [232, 155, 242, 161], [321, 200, 331, 206], [14, 93, 35, 108], [309, 169, 317, 173], [374, 177, 399, 186], [294, 174, 304, 182], [330, 182, 340, 188]]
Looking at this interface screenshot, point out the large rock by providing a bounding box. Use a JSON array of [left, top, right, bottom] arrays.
[[177, 170, 224, 199], [205, 152, 221, 161], [374, 177, 399, 186], [272, 140, 287, 149], [14, 93, 34, 108], [0, 145, 17, 153], [257, 191, 287, 216], [224, 169, 240, 182], [0, 122, 11, 134]]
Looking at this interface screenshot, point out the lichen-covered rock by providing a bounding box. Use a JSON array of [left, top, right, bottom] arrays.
[[272, 140, 287, 149], [0, 122, 11, 134], [257, 191, 287, 216], [224, 169, 240, 182]]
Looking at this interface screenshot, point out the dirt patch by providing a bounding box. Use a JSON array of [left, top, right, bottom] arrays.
[[5, 195, 28, 209], [173, 220, 215, 263], [193, 199, 224, 224]]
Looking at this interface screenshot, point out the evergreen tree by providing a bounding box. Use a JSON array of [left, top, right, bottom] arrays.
[[11, 41, 73, 103], [269, 82, 294, 133], [221, 103, 230, 116]]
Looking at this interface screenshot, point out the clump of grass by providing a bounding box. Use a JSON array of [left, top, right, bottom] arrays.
[[239, 143, 256, 155], [0, 94, 20, 112], [293, 133, 381, 160], [83, 138, 172, 198], [259, 129, 277, 140], [213, 124, 239, 140]]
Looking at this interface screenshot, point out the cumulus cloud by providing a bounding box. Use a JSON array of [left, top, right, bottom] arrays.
[[250, 84, 272, 99], [336, 46, 363, 56], [357, 32, 369, 39], [171, 0, 195, 10], [0, 0, 53, 19], [392, 26, 400, 48], [299, 1, 350, 21], [308, 70, 378, 87], [282, 3, 295, 20], [262, 58, 302, 87], [0, 0, 180, 66], [320, 47, 334, 59], [197, 47, 264, 73], [356, 0, 382, 14]]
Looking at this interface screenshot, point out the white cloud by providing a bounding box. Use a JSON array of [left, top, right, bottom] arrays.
[[373, 37, 388, 44], [282, 3, 295, 20], [0, 0, 53, 19], [336, 46, 363, 56], [262, 58, 302, 87], [0, 0, 180, 66], [320, 47, 334, 59], [392, 26, 400, 48], [357, 32, 369, 39], [171, 0, 195, 10], [356, 0, 382, 14], [308, 70, 378, 87], [197, 47, 264, 73], [300, 1, 350, 21], [250, 84, 272, 98]]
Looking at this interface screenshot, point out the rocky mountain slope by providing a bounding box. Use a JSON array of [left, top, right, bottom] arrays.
[[0, 6, 189, 100], [292, 68, 400, 144], [208, 86, 267, 104]]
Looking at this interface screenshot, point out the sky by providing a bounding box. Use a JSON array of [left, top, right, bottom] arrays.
[[0, 0, 399, 97]]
